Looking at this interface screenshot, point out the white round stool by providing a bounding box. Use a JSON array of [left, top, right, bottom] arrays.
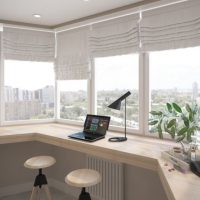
[[65, 169, 101, 200], [24, 156, 56, 200]]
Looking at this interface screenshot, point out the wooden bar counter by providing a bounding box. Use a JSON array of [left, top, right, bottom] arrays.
[[0, 123, 199, 200]]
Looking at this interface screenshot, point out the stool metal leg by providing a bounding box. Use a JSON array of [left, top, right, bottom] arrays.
[[79, 187, 91, 200], [44, 185, 52, 200]]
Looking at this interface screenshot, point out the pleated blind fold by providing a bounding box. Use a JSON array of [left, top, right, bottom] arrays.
[[0, 30, 2, 65], [3, 28, 55, 62], [55, 27, 89, 80], [140, 0, 200, 51], [89, 14, 139, 57]]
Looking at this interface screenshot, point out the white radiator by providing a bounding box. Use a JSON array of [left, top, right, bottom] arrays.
[[86, 155, 124, 200]]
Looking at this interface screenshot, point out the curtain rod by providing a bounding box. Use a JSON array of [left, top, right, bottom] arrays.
[[55, 0, 188, 33], [2, 24, 54, 33]]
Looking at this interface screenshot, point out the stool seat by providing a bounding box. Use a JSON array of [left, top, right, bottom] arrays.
[[24, 156, 56, 169], [65, 169, 101, 188]]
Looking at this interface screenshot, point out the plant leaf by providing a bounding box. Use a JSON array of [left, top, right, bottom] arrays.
[[182, 115, 190, 127], [164, 124, 175, 139], [187, 126, 196, 142], [177, 127, 188, 136], [186, 103, 193, 122], [157, 123, 163, 139], [186, 129, 192, 142], [167, 119, 176, 129], [186, 103, 192, 113], [150, 111, 162, 116], [172, 103, 182, 113], [189, 112, 193, 122], [171, 126, 176, 139], [148, 120, 159, 125], [166, 103, 172, 113], [176, 134, 185, 143]]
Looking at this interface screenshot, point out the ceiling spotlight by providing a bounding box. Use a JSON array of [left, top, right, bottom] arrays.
[[33, 14, 41, 18], [83, 0, 89, 2]]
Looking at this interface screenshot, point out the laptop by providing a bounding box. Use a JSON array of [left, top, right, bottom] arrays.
[[68, 114, 110, 142]]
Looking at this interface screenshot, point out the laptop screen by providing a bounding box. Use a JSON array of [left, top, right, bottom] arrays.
[[84, 114, 110, 135]]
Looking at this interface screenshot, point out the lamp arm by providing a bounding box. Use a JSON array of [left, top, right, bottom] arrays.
[[117, 91, 131, 102]]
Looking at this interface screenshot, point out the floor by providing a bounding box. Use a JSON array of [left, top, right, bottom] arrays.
[[0, 188, 76, 200]]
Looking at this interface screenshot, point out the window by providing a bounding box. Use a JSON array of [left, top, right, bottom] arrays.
[[58, 80, 87, 122], [150, 47, 200, 112], [4, 60, 55, 121], [95, 54, 139, 129]]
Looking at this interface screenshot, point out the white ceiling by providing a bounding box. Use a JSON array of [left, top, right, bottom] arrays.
[[0, 0, 144, 27]]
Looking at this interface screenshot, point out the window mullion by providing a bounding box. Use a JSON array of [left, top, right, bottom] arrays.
[[0, 34, 4, 125], [144, 53, 150, 135], [90, 57, 96, 114], [139, 53, 145, 135], [55, 80, 60, 120]]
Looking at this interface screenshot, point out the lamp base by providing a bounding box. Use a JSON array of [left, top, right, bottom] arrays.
[[108, 137, 127, 142]]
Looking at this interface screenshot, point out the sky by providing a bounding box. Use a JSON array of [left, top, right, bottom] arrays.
[[95, 54, 139, 91], [150, 47, 200, 90], [5, 60, 55, 90]]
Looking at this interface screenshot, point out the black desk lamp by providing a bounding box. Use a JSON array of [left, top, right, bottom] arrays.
[[108, 91, 131, 142]]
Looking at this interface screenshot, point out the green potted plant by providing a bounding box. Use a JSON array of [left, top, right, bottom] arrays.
[[149, 102, 200, 143]]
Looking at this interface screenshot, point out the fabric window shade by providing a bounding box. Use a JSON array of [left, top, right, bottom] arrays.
[[55, 27, 89, 80], [140, 0, 200, 51], [0, 31, 2, 66], [89, 14, 139, 57], [3, 28, 55, 62]]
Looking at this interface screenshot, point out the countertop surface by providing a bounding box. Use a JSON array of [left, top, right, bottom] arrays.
[[0, 123, 199, 200]]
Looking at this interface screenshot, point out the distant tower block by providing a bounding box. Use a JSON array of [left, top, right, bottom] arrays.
[[192, 82, 199, 100]]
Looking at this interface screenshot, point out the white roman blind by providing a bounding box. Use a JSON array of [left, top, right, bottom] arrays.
[[89, 14, 139, 58], [0, 25, 3, 65], [3, 27, 55, 62], [55, 27, 89, 80], [140, 0, 200, 51]]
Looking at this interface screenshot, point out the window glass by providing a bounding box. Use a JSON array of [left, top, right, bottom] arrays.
[[150, 47, 200, 112], [95, 54, 139, 129], [4, 60, 55, 121], [59, 80, 87, 121]]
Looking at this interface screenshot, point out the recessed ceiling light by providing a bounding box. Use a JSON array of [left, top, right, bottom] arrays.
[[83, 0, 89, 2], [33, 14, 41, 18]]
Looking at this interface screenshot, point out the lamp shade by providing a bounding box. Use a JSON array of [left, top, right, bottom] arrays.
[[108, 100, 121, 110], [108, 91, 131, 110]]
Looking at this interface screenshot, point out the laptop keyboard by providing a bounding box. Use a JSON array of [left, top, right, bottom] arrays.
[[84, 132, 102, 138]]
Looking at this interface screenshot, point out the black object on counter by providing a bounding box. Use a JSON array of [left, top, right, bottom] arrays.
[[190, 161, 200, 177]]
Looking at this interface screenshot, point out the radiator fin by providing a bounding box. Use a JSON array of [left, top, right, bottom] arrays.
[[86, 155, 123, 200]]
